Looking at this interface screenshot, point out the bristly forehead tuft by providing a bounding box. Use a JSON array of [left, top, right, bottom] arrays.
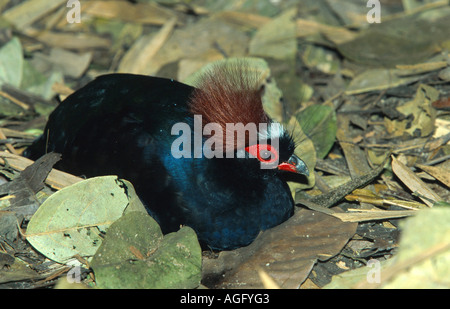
[[189, 61, 272, 152]]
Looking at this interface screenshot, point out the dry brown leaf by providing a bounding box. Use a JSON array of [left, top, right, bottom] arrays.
[[297, 18, 357, 44], [395, 61, 448, 74], [433, 119, 450, 138], [202, 209, 357, 289], [0, 129, 18, 155], [345, 188, 427, 210], [83, 1, 177, 25], [391, 155, 443, 206], [177, 51, 225, 81], [24, 28, 111, 50], [0, 90, 30, 111], [31, 48, 92, 78], [331, 209, 416, 222], [216, 12, 356, 45], [257, 268, 280, 289], [3, 0, 66, 30], [216, 11, 271, 29], [336, 114, 371, 177], [416, 163, 450, 189], [52, 82, 75, 98], [118, 18, 177, 75], [249, 9, 297, 60], [147, 17, 248, 75], [0, 151, 82, 190]]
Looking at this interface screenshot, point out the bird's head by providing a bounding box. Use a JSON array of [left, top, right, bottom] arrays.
[[189, 61, 309, 178]]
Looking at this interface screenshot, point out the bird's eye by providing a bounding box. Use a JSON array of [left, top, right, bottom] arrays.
[[260, 149, 271, 160], [245, 144, 279, 164]]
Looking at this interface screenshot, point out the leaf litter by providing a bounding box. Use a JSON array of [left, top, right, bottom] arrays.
[[0, 0, 449, 289]]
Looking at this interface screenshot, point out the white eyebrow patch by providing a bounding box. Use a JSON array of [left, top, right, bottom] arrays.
[[258, 121, 285, 141]]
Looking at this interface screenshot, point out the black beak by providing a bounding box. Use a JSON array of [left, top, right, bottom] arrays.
[[277, 154, 309, 176]]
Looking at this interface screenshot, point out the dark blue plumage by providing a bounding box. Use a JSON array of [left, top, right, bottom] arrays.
[[25, 67, 308, 250]]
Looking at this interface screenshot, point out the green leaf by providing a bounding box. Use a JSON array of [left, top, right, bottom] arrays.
[[26, 176, 134, 264], [249, 8, 297, 60], [337, 9, 450, 68], [0, 37, 23, 87], [346, 68, 427, 95], [285, 103, 337, 194], [296, 104, 337, 159], [25, 71, 63, 103], [286, 115, 316, 192], [22, 59, 64, 102], [324, 207, 450, 288], [174, 0, 279, 16], [91, 211, 202, 289], [382, 207, 450, 288], [301, 44, 340, 75]]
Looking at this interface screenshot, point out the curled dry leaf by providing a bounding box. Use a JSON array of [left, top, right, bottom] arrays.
[[391, 155, 443, 207], [415, 164, 450, 189], [202, 209, 357, 289]]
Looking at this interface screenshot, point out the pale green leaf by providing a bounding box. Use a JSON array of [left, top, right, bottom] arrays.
[[26, 176, 133, 264], [296, 104, 337, 159], [249, 8, 297, 60], [0, 37, 23, 87]]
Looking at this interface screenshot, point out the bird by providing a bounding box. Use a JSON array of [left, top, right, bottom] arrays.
[[24, 62, 309, 250]]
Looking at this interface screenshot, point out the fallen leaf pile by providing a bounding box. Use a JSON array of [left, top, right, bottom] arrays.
[[0, 0, 449, 289]]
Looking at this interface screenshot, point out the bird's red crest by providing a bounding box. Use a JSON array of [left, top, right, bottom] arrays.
[[189, 62, 270, 153]]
